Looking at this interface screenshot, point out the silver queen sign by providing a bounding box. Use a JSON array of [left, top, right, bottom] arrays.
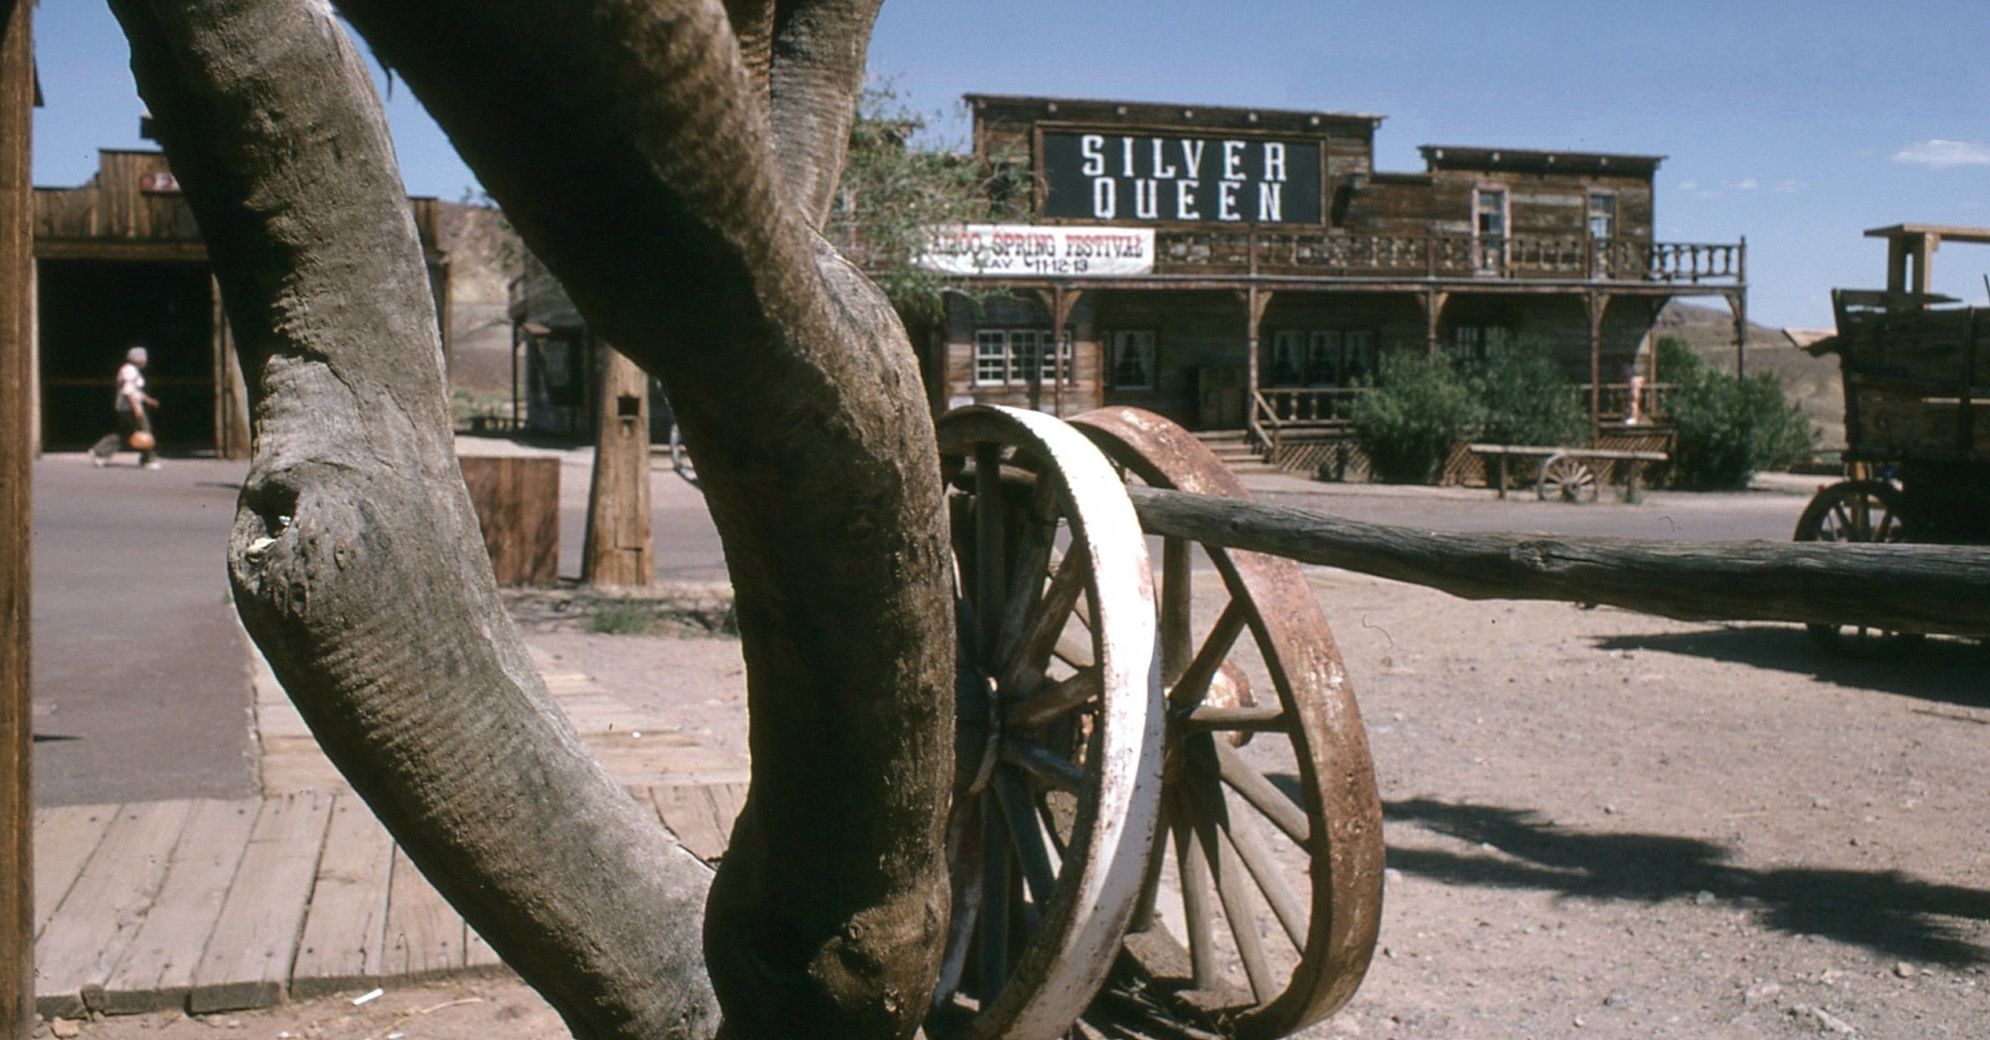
[[1040, 130, 1323, 225]]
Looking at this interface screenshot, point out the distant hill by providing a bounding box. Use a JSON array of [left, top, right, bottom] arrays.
[[1653, 300, 1846, 452]]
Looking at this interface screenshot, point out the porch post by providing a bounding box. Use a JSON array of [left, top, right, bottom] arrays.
[[1586, 291, 1607, 445], [1244, 285, 1273, 439], [1423, 290, 1447, 356], [1049, 286, 1084, 416], [1, 1, 36, 1033], [1726, 289, 1747, 378]]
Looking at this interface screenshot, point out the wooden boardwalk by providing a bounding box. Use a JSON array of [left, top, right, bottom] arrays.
[[33, 649, 749, 1018]]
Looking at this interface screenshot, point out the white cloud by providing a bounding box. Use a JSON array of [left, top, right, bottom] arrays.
[[1677, 179, 1698, 191], [1735, 178, 1760, 190], [1893, 139, 1990, 169], [1774, 179, 1807, 193]]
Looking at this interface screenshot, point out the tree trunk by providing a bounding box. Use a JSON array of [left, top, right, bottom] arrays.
[[331, 5, 956, 1037], [584, 345, 654, 587], [109, 2, 720, 1036], [115, 0, 956, 1036]]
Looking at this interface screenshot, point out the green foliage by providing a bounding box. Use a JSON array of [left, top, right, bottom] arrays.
[[1463, 340, 1589, 448], [586, 600, 652, 636], [1348, 351, 1481, 483], [1657, 338, 1817, 489], [826, 84, 1029, 320]]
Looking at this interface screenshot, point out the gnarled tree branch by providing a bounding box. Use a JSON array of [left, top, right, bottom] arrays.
[[329, 2, 954, 1037], [109, 1, 720, 1036]]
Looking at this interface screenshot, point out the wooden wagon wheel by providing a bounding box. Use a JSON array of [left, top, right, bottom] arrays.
[[1069, 407, 1384, 1040], [1793, 479, 1924, 650], [1537, 452, 1599, 503], [930, 405, 1166, 1040]]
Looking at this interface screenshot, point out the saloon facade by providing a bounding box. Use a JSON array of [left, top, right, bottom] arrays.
[[923, 94, 1746, 469]]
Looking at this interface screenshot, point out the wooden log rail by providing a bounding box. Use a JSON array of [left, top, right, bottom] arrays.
[[1125, 486, 1990, 636]]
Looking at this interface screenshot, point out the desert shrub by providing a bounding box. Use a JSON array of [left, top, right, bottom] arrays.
[[1348, 351, 1481, 483], [1657, 338, 1816, 489], [1464, 340, 1588, 448]]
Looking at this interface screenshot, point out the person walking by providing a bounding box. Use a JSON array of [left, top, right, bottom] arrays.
[[88, 346, 162, 469]]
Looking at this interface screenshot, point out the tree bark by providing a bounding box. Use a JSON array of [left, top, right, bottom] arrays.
[[1127, 486, 1990, 635], [330, 6, 955, 1037], [583, 345, 654, 587], [109, 2, 721, 1036]]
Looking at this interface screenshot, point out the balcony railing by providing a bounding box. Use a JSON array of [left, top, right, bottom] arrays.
[[1157, 231, 1743, 285], [1252, 382, 1676, 448]]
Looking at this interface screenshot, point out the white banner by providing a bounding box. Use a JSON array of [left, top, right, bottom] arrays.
[[918, 224, 1155, 278]]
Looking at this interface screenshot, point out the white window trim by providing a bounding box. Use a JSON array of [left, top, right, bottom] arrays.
[[973, 327, 1074, 388]]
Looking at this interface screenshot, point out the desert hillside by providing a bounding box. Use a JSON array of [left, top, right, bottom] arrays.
[[1654, 300, 1846, 452]]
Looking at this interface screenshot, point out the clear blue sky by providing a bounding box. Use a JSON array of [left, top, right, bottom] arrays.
[[30, 1, 1990, 329]]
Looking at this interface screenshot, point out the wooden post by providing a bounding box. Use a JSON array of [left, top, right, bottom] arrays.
[[581, 344, 652, 586], [1, 1, 37, 1034], [1243, 286, 1271, 440], [1728, 289, 1748, 378], [1585, 291, 1606, 444], [1422, 290, 1446, 356]]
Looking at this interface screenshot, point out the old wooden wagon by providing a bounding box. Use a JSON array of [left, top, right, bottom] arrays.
[[1794, 225, 1990, 643]]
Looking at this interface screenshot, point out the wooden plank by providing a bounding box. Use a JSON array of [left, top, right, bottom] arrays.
[[188, 791, 333, 1013], [289, 794, 394, 998], [383, 848, 464, 982], [3, 1, 37, 1031], [650, 785, 735, 864], [30, 806, 116, 940], [33, 801, 196, 1019], [464, 924, 507, 976], [95, 800, 260, 1014]]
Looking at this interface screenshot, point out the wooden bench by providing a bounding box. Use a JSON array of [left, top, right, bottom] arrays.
[[1467, 444, 1669, 502]]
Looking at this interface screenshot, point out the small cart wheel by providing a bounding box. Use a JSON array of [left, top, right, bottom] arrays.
[[1793, 479, 1924, 650], [1071, 407, 1384, 1039], [1537, 452, 1599, 503], [930, 406, 1165, 1040]]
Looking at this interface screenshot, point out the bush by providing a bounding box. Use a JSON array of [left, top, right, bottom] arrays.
[[1657, 338, 1816, 489], [1465, 340, 1589, 448], [1348, 351, 1481, 483]]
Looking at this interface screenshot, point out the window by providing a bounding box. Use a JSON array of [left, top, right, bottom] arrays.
[[1473, 186, 1508, 274], [1269, 330, 1306, 386], [974, 328, 1073, 387], [1448, 324, 1514, 362], [1108, 330, 1156, 390], [1305, 331, 1341, 385], [1342, 330, 1375, 384], [1587, 191, 1617, 240]]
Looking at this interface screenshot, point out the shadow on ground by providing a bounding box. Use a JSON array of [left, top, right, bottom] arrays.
[[1594, 625, 1990, 709], [1381, 795, 1990, 967]]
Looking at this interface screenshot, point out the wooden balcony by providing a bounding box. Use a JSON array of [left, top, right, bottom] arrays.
[[1253, 382, 1676, 447], [1155, 230, 1742, 286]]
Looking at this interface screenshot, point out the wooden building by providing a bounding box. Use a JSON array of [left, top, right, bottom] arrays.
[[926, 94, 1746, 468], [31, 149, 450, 457]]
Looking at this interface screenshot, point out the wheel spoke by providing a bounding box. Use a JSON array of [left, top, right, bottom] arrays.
[[1161, 537, 1195, 682], [1188, 774, 1275, 1001], [1191, 777, 1309, 949], [977, 791, 1014, 996], [1000, 735, 1085, 793], [1170, 787, 1222, 991], [1001, 550, 1087, 688], [1215, 740, 1311, 847], [996, 771, 1060, 911], [933, 795, 987, 1007], [995, 478, 1062, 666], [973, 444, 1007, 661], [1007, 668, 1102, 730], [1184, 702, 1286, 732], [1169, 600, 1249, 714]]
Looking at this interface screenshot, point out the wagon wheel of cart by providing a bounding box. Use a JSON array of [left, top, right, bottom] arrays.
[[930, 405, 1166, 1040], [1069, 407, 1385, 1040], [1793, 479, 1925, 651], [1537, 452, 1600, 503]]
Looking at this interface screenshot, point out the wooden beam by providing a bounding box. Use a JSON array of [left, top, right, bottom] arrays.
[[1, 1, 34, 1033], [1124, 486, 1990, 636], [581, 345, 653, 586]]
